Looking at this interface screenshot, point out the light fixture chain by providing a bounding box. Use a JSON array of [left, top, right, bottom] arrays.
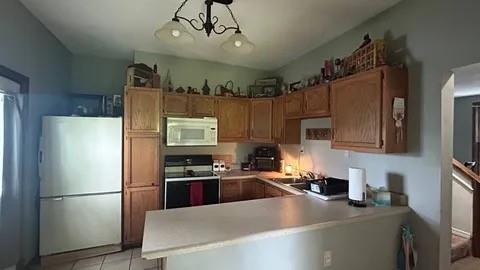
[[226, 5, 240, 30], [174, 0, 190, 18]]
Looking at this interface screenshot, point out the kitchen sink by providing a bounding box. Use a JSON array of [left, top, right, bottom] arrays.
[[271, 177, 305, 185]]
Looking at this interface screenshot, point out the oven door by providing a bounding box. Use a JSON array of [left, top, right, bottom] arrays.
[[166, 117, 217, 146], [165, 178, 220, 209]]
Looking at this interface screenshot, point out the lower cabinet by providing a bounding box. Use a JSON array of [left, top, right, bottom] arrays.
[[220, 180, 242, 203], [220, 179, 287, 203], [123, 186, 160, 245], [254, 182, 265, 199], [265, 185, 283, 198]]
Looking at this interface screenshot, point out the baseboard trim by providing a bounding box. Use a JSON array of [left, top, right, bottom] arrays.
[[452, 227, 472, 239], [40, 244, 122, 267]]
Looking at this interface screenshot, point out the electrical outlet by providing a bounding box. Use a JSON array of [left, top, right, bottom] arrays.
[[324, 250, 332, 267]]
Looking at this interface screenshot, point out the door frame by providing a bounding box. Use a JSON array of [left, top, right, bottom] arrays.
[[0, 65, 29, 268], [472, 102, 480, 257]]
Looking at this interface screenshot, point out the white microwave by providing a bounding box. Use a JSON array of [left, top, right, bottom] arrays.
[[166, 117, 218, 146]]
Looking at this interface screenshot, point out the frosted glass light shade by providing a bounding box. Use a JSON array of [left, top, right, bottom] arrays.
[[155, 20, 194, 45], [221, 32, 254, 54]]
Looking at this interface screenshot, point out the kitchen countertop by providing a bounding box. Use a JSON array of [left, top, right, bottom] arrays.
[[216, 170, 296, 180], [142, 195, 410, 260], [216, 170, 304, 195]]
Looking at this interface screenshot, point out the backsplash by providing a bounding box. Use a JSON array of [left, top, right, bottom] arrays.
[[164, 143, 270, 169], [280, 118, 350, 179]]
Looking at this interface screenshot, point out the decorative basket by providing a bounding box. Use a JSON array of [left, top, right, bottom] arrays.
[[344, 39, 386, 75]]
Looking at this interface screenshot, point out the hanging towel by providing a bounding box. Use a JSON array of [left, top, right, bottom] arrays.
[[190, 182, 204, 206]]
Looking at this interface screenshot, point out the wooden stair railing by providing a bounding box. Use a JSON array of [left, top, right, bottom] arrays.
[[452, 159, 480, 185], [453, 158, 480, 258]]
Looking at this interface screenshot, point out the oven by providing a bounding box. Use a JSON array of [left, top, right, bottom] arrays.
[[165, 178, 220, 209], [164, 155, 220, 209]]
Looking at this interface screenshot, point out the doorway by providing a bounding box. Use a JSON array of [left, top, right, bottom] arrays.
[[447, 62, 480, 268], [0, 65, 29, 269]]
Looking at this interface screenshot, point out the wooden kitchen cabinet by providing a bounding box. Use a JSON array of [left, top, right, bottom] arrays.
[[265, 185, 283, 198], [123, 86, 163, 246], [124, 87, 161, 133], [123, 186, 160, 245], [241, 180, 257, 200], [124, 134, 160, 187], [254, 181, 265, 199], [303, 85, 330, 117], [217, 98, 250, 142], [285, 91, 304, 118], [331, 66, 408, 153], [221, 180, 242, 203], [250, 99, 273, 143], [190, 95, 216, 117], [273, 96, 301, 144], [163, 93, 189, 116], [285, 85, 330, 119]]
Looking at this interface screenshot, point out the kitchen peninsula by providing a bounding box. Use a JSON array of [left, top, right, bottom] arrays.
[[142, 172, 409, 270]]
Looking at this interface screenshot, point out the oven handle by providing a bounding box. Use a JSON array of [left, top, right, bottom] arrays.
[[255, 157, 275, 160]]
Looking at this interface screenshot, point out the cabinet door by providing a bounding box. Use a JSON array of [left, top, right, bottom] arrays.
[[303, 85, 330, 117], [265, 185, 283, 198], [124, 134, 160, 187], [254, 181, 265, 199], [331, 70, 383, 149], [221, 180, 242, 203], [217, 99, 250, 142], [241, 180, 257, 201], [123, 186, 160, 245], [124, 88, 161, 133], [285, 91, 304, 118], [250, 99, 273, 143], [164, 94, 190, 116], [191, 96, 216, 117], [273, 97, 285, 144]]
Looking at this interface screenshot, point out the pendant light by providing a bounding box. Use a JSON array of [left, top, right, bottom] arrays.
[[155, 0, 254, 54]]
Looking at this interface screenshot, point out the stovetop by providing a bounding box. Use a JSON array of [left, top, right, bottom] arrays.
[[165, 170, 217, 179]]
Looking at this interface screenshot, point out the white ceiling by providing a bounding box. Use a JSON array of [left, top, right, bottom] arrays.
[[20, 0, 401, 70], [454, 63, 480, 98]]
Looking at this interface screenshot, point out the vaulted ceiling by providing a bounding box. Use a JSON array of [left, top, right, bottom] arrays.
[[20, 0, 401, 70]]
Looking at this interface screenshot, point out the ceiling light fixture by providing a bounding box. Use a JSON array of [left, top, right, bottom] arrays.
[[155, 0, 254, 54]]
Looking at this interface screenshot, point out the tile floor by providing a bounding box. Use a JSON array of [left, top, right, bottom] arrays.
[[36, 248, 160, 270]]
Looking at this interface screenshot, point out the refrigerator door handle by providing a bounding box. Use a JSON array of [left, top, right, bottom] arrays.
[[42, 197, 64, 201], [38, 136, 44, 180]]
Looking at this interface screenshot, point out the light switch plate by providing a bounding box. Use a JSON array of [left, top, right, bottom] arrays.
[[324, 250, 332, 267]]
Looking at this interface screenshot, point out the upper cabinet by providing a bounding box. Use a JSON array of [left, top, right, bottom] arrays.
[[190, 95, 216, 117], [217, 98, 250, 142], [331, 67, 408, 153], [303, 85, 330, 117], [163, 93, 189, 117], [124, 87, 161, 133], [273, 96, 301, 145], [285, 85, 330, 119], [285, 91, 304, 118], [250, 99, 273, 143]]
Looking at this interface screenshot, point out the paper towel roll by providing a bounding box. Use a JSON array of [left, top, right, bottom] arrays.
[[349, 167, 366, 201]]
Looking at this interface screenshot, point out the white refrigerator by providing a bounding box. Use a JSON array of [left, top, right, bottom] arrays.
[[39, 116, 122, 256]]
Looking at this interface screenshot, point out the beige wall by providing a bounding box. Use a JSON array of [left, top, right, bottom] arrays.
[[166, 212, 407, 270]]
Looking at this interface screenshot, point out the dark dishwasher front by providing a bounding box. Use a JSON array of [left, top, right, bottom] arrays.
[[165, 179, 219, 209]]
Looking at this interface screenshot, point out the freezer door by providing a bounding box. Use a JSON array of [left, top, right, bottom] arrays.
[[39, 193, 121, 256], [39, 117, 122, 197]]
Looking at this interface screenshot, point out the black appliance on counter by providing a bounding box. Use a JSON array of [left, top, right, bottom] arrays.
[[308, 177, 349, 196], [254, 146, 279, 171], [164, 155, 220, 209]]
